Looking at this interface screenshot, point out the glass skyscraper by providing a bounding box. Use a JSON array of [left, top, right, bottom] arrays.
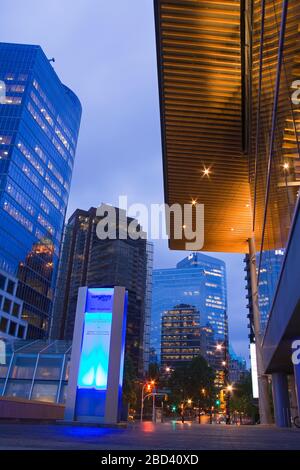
[[245, 249, 285, 336], [0, 43, 82, 339], [151, 252, 227, 363]]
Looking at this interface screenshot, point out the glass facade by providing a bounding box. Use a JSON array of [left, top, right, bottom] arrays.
[[151, 252, 227, 364], [249, 1, 300, 312], [0, 43, 82, 339], [0, 268, 27, 339], [0, 339, 71, 403]]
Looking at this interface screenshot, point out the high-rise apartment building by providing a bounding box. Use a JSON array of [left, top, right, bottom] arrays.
[[0, 43, 82, 339], [51, 206, 152, 376], [151, 252, 227, 363], [161, 304, 202, 366]]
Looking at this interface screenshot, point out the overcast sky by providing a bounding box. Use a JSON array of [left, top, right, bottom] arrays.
[[0, 0, 249, 362]]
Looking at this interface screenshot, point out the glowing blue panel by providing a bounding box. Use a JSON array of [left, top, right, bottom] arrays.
[[77, 312, 112, 390]]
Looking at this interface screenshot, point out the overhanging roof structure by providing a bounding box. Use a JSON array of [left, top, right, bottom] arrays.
[[154, 0, 252, 252]]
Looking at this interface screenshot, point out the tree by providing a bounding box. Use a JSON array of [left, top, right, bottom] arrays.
[[168, 356, 216, 409], [148, 362, 160, 383], [122, 356, 138, 407], [230, 373, 258, 422]]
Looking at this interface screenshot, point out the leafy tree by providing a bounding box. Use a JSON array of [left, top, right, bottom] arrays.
[[230, 373, 258, 422], [168, 355, 216, 409], [148, 362, 160, 383], [122, 356, 138, 407]]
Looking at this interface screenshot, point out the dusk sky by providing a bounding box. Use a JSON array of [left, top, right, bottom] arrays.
[[0, 0, 249, 361]]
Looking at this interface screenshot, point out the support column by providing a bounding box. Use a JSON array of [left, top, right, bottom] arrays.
[[289, 375, 298, 420], [272, 373, 291, 427], [294, 360, 300, 416], [248, 237, 272, 424]]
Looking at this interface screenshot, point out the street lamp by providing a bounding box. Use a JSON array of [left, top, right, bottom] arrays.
[[216, 341, 231, 425], [140, 381, 155, 422]]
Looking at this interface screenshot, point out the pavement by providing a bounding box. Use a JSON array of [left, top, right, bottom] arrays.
[[0, 421, 300, 450]]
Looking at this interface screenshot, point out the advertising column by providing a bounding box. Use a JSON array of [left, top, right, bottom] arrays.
[[64, 286, 127, 424]]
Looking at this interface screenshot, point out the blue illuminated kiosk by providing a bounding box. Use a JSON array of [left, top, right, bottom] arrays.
[[64, 286, 127, 424]]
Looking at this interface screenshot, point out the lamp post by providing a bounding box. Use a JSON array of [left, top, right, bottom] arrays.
[[216, 342, 231, 425], [140, 380, 155, 422]]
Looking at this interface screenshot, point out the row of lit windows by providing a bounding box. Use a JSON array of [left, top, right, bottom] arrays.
[[18, 139, 70, 195], [30, 91, 54, 126], [3, 200, 33, 232], [33, 79, 75, 156], [162, 320, 200, 326], [2, 96, 22, 105], [5, 164, 63, 246], [27, 102, 72, 171], [161, 348, 201, 354], [42, 186, 60, 211], [37, 214, 54, 236], [161, 328, 200, 334], [3, 197, 56, 238], [5, 84, 25, 93], [2, 73, 28, 82], [162, 314, 199, 320], [57, 115, 76, 148], [0, 135, 12, 145], [162, 355, 197, 361], [18, 141, 44, 176], [7, 183, 35, 217], [162, 342, 201, 348]]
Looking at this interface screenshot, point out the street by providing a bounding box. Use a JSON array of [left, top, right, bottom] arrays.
[[0, 421, 299, 450]]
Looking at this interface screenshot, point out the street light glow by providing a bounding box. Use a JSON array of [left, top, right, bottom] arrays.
[[202, 167, 211, 177], [283, 162, 289, 171]]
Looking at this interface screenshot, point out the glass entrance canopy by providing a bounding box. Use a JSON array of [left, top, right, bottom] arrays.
[[0, 339, 72, 403]]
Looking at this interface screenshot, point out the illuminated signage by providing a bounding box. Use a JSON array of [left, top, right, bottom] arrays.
[[77, 288, 114, 391], [250, 343, 259, 399]]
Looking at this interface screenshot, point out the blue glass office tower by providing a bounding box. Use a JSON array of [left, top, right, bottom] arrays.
[[245, 249, 285, 338], [0, 43, 82, 339], [151, 252, 227, 362]]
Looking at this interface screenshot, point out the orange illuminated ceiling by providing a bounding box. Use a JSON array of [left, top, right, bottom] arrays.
[[155, 0, 252, 252]]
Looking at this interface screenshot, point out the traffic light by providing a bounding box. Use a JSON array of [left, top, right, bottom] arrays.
[[171, 405, 177, 412], [215, 399, 221, 407]]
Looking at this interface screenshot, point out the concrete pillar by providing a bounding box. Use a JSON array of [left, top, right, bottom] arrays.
[[272, 372, 291, 427], [248, 237, 272, 424], [289, 375, 298, 420], [294, 361, 300, 416]]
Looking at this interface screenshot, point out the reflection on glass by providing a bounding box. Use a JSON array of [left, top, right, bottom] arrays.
[[31, 382, 58, 403]]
